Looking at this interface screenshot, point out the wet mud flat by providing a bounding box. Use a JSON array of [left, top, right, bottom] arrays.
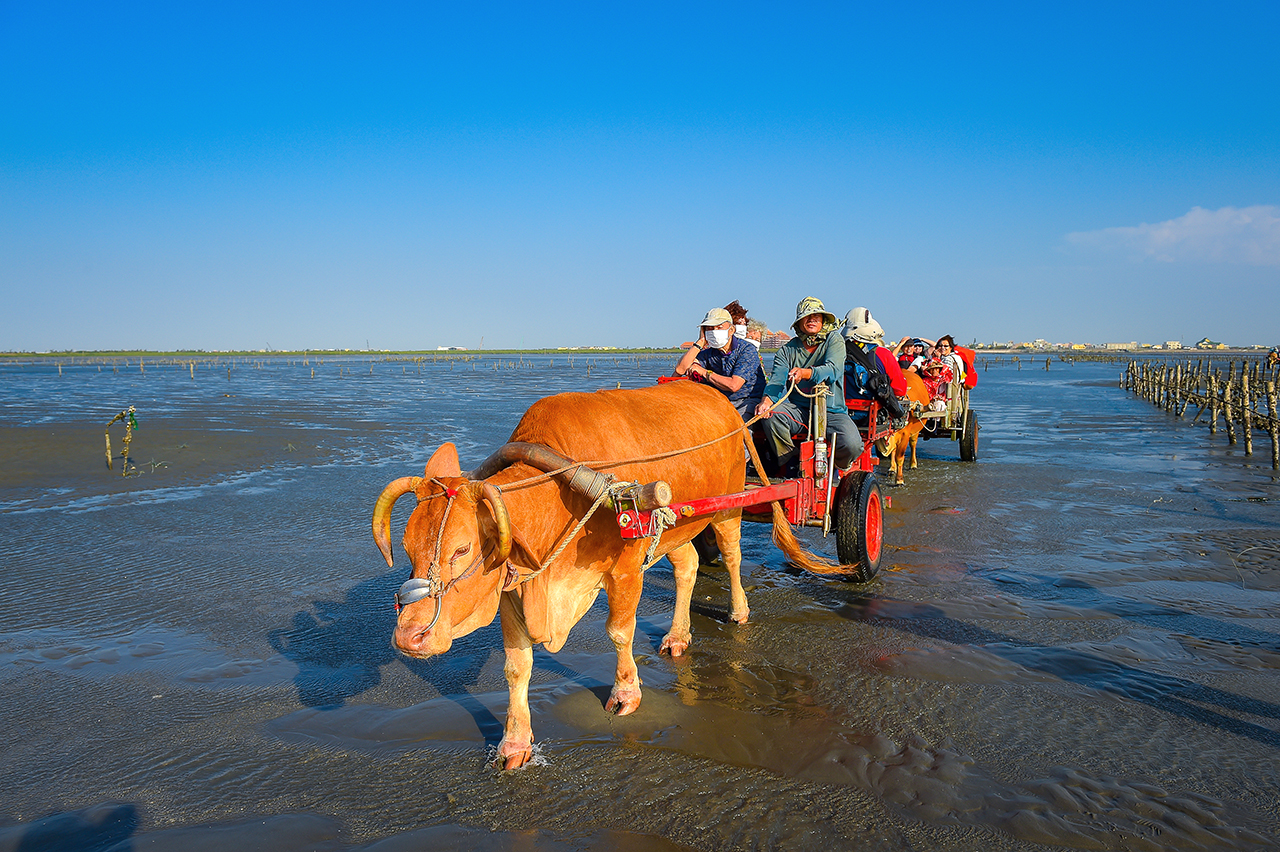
[[0, 357, 1278, 851]]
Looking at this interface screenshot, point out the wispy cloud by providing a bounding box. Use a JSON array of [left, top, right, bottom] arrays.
[[1065, 205, 1280, 266]]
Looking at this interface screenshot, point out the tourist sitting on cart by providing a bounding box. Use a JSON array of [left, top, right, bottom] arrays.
[[913, 335, 964, 410], [754, 297, 863, 474], [843, 308, 909, 430], [672, 307, 765, 420], [894, 337, 927, 374]]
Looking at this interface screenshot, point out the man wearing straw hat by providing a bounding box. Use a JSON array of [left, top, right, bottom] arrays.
[[755, 297, 862, 475]]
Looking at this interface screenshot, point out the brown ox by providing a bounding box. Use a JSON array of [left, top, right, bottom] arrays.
[[372, 381, 762, 770], [882, 372, 931, 485]]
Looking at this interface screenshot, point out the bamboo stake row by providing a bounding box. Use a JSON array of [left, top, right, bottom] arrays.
[[1125, 358, 1280, 469]]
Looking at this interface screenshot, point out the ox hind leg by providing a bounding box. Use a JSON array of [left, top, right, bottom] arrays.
[[603, 557, 645, 715], [659, 541, 698, 657], [908, 429, 920, 470], [660, 517, 750, 657], [886, 434, 905, 485], [496, 594, 535, 770], [711, 514, 749, 624]]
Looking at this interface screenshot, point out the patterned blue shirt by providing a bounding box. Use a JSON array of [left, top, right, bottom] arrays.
[[697, 337, 766, 416]]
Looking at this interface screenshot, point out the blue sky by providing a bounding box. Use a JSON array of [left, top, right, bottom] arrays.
[[2, 2, 1277, 351]]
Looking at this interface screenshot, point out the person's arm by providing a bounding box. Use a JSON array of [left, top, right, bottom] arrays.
[[710, 343, 753, 395], [701, 352, 747, 394], [673, 330, 707, 376]]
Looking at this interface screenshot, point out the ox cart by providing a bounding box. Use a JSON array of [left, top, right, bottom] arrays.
[[918, 369, 979, 462], [614, 379, 892, 582]]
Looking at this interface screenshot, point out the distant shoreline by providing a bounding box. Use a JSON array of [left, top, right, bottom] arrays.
[[1, 346, 1270, 360], [0, 348, 685, 359]]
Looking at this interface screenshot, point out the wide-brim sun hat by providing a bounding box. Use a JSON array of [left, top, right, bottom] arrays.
[[792, 297, 836, 332], [700, 307, 733, 327]]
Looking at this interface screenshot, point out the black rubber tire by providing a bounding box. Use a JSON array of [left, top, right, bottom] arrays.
[[692, 527, 721, 565], [834, 471, 883, 582], [959, 409, 978, 462]]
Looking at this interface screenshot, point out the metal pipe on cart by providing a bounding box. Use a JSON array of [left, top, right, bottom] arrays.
[[812, 384, 829, 479], [822, 433, 837, 537]]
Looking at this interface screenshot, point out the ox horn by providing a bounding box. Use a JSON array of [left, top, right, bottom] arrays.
[[471, 481, 512, 565], [372, 476, 422, 568]]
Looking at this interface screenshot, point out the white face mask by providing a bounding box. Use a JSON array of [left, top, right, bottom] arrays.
[[734, 324, 747, 338], [745, 337, 761, 349], [705, 328, 731, 349]]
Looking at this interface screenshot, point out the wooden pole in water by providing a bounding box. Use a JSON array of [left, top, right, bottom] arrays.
[[1224, 364, 1237, 445], [1267, 380, 1279, 469], [1242, 367, 1253, 455], [1208, 372, 1219, 434]]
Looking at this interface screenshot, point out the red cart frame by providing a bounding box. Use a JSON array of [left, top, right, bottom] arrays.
[[613, 381, 892, 581]]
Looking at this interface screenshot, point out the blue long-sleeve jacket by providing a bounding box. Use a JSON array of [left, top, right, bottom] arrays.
[[762, 330, 848, 413]]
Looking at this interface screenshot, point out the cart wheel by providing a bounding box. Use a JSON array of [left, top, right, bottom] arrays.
[[834, 471, 883, 582], [959, 409, 978, 462], [692, 527, 721, 565]]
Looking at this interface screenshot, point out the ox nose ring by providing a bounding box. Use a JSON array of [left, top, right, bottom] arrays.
[[394, 577, 444, 630]]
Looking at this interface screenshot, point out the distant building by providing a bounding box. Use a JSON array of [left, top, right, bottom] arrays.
[[1195, 337, 1226, 350], [1165, 341, 1182, 350], [1104, 342, 1137, 350], [761, 330, 791, 349]]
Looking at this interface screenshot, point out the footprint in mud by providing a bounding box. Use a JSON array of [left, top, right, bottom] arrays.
[[6, 632, 295, 688], [183, 659, 267, 682], [1176, 635, 1280, 671], [1004, 767, 1272, 850]]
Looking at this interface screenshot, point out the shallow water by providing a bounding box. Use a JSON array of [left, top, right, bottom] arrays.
[[1, 354, 1278, 851]]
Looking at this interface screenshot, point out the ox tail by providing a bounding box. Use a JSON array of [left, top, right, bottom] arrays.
[[768, 503, 847, 575], [742, 431, 847, 576]]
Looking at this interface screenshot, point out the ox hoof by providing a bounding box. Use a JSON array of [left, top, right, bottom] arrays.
[[659, 633, 691, 657], [495, 738, 534, 771], [730, 608, 749, 625], [605, 685, 642, 715]]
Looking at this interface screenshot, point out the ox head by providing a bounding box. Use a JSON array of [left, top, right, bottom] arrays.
[[372, 443, 512, 659]]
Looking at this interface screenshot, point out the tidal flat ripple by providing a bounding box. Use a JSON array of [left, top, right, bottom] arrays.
[[0, 355, 1277, 850]]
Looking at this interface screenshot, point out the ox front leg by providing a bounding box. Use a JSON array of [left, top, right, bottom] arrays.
[[908, 433, 920, 470], [496, 595, 535, 770], [603, 567, 644, 715], [659, 541, 698, 656], [712, 517, 749, 624]]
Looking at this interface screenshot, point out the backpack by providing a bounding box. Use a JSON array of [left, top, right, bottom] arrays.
[[845, 343, 892, 399], [846, 342, 905, 420]]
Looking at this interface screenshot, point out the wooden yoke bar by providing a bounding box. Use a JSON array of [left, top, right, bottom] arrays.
[[615, 480, 803, 540]]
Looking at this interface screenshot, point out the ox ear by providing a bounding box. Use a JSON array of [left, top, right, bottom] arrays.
[[423, 443, 462, 479]]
